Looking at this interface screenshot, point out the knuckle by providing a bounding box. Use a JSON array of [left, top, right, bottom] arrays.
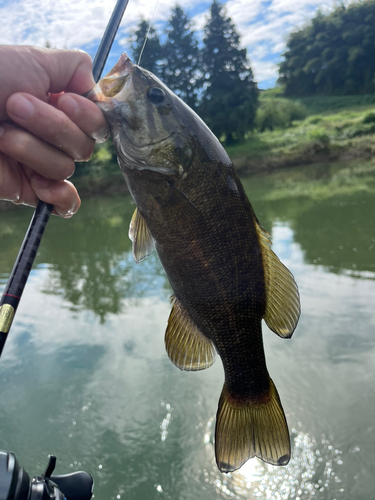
[[12, 129, 34, 156], [54, 114, 69, 134], [75, 49, 92, 66]]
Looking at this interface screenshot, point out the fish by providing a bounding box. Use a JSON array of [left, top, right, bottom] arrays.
[[88, 53, 301, 473]]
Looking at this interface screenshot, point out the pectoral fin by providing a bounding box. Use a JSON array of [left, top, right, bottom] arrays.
[[257, 223, 300, 338], [129, 208, 155, 264], [165, 297, 216, 371]]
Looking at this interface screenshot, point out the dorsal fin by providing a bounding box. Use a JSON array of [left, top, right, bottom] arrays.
[[256, 223, 300, 338], [165, 297, 216, 371], [128, 208, 155, 264]]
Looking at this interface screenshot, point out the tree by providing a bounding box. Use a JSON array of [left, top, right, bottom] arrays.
[[162, 5, 200, 109], [199, 1, 258, 143], [278, 1, 375, 96], [129, 19, 163, 78]]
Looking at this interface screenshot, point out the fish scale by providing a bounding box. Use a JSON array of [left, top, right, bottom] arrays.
[[88, 52, 300, 473]]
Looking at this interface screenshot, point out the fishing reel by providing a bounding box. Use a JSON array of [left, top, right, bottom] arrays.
[[0, 451, 93, 500]]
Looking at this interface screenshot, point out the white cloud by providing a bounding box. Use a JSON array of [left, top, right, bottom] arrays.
[[0, 0, 351, 86], [251, 59, 280, 82], [0, 0, 118, 47]]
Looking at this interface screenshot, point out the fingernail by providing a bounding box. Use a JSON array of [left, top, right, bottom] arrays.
[[93, 126, 110, 143], [8, 94, 35, 119], [59, 95, 79, 117], [58, 199, 80, 218], [30, 173, 51, 189]]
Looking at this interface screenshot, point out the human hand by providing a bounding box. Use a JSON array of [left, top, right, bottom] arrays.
[[0, 46, 109, 217]]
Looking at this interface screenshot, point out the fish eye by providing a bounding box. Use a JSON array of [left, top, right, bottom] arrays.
[[147, 87, 165, 104]]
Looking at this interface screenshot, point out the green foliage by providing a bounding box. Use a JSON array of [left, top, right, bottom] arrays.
[[335, 121, 375, 139], [74, 140, 118, 181], [198, 1, 258, 143], [225, 103, 375, 173], [363, 111, 375, 123], [299, 94, 375, 114], [259, 88, 285, 100], [307, 127, 330, 147], [129, 20, 163, 77], [305, 116, 323, 124], [278, 0, 375, 96], [128, 3, 258, 143], [256, 99, 307, 131]]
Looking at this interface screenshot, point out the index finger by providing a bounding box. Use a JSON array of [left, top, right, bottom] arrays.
[[31, 47, 95, 95], [0, 46, 95, 121]]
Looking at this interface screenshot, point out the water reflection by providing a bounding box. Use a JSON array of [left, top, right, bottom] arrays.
[[203, 420, 344, 500], [1, 160, 375, 499], [2, 159, 373, 322], [243, 159, 375, 277]]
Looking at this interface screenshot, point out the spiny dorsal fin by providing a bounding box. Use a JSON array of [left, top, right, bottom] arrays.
[[256, 223, 300, 338], [128, 208, 155, 264], [165, 297, 216, 371]]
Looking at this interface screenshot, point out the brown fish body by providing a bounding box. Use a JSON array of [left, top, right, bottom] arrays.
[[89, 54, 300, 472], [124, 149, 270, 399]]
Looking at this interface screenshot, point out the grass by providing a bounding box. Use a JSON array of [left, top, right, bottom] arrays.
[[297, 94, 375, 115], [227, 95, 375, 173]]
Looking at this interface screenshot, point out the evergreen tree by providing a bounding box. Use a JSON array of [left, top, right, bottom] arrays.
[[200, 1, 258, 143], [129, 19, 163, 78], [162, 5, 200, 109]]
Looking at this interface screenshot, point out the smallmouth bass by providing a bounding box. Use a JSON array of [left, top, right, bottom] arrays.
[[88, 53, 301, 473]]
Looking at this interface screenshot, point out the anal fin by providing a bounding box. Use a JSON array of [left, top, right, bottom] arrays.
[[129, 207, 155, 264], [165, 297, 216, 371]]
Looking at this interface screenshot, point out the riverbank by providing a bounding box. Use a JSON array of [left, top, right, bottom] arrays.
[[73, 99, 375, 194], [228, 97, 375, 174], [231, 134, 375, 174], [2, 94, 375, 211]]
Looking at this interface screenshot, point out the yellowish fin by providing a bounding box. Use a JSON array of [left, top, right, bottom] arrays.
[[165, 297, 216, 371], [215, 379, 290, 473], [256, 223, 300, 338], [129, 208, 155, 264]]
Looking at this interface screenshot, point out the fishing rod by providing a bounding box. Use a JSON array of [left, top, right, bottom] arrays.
[[0, 0, 130, 358]]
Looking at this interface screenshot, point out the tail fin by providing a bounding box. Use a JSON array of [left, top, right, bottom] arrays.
[[215, 379, 290, 473]]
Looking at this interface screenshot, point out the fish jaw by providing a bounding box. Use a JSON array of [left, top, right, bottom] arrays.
[[103, 52, 134, 79], [86, 53, 134, 120]]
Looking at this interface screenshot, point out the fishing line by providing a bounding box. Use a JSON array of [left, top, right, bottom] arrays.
[[138, 0, 159, 65]]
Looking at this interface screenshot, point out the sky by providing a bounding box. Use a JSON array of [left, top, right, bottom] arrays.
[[0, 0, 352, 88]]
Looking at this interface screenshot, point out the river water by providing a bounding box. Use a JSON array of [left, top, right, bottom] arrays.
[[0, 159, 374, 500]]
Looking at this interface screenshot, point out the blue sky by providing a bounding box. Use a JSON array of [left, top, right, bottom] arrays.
[[0, 0, 352, 88]]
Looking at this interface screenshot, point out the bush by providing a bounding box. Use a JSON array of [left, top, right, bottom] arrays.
[[305, 116, 323, 125], [307, 127, 330, 148], [363, 111, 375, 124], [75, 140, 119, 180], [338, 122, 375, 139], [256, 98, 307, 132]]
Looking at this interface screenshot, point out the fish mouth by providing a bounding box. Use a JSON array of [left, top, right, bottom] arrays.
[[104, 52, 134, 78], [119, 130, 180, 176], [123, 126, 175, 150], [87, 52, 134, 103]]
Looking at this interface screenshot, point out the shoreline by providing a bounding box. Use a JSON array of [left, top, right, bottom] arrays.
[[1, 143, 374, 213], [233, 140, 375, 175]]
